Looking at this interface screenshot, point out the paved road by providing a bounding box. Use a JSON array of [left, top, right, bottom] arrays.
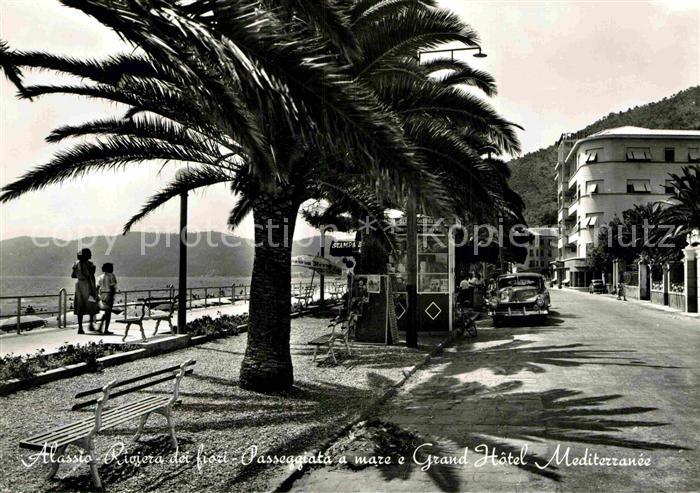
[[294, 289, 700, 492]]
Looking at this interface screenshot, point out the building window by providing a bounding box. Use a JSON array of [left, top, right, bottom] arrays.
[[665, 179, 676, 195], [586, 180, 602, 194], [626, 148, 652, 161], [584, 213, 602, 228], [529, 260, 534, 267], [664, 148, 675, 162], [689, 148, 700, 163], [627, 179, 651, 193], [585, 150, 598, 163]]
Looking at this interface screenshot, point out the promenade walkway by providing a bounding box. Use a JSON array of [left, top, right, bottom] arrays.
[[0, 302, 249, 357]]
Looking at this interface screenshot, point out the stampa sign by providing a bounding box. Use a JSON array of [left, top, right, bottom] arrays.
[[329, 240, 362, 257]]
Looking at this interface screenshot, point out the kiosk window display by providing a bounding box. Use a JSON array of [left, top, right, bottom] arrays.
[[390, 218, 455, 332]]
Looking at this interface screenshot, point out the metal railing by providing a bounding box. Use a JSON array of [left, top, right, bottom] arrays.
[[0, 280, 347, 334]]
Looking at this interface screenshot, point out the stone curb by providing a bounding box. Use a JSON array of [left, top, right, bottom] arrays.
[[273, 328, 463, 492], [0, 304, 339, 396]]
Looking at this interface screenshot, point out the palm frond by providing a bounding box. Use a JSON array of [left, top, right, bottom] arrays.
[[355, 6, 479, 78], [348, 0, 437, 25], [379, 77, 522, 155], [434, 63, 497, 96], [124, 166, 236, 233], [0, 40, 29, 97], [0, 137, 216, 203], [46, 115, 231, 159], [227, 195, 254, 230], [269, 0, 361, 60]]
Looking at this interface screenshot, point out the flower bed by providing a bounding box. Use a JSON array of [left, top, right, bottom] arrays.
[[0, 342, 139, 383], [184, 313, 248, 337]]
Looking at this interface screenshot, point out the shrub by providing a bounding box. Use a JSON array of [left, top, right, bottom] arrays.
[[185, 313, 248, 336], [0, 354, 38, 381], [0, 342, 135, 383], [55, 342, 107, 371]]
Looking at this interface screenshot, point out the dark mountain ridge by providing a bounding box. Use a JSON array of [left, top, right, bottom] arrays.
[[0, 231, 336, 277]]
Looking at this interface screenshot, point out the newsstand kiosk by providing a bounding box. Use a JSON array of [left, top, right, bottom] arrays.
[[390, 217, 455, 333]]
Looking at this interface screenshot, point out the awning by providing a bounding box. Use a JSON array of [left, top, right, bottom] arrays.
[[291, 255, 342, 276], [626, 149, 651, 161], [585, 215, 600, 227]]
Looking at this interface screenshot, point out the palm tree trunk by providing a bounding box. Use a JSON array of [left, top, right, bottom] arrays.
[[240, 197, 299, 392]]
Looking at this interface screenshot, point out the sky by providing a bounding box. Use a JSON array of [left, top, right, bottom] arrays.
[[1, 0, 698, 241]]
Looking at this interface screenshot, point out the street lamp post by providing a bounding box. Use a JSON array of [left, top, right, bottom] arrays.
[[417, 45, 487, 63], [405, 44, 488, 348], [176, 170, 188, 334], [405, 197, 418, 348], [319, 226, 327, 304]]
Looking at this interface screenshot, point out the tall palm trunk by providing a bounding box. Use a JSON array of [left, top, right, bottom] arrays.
[[240, 197, 300, 392]]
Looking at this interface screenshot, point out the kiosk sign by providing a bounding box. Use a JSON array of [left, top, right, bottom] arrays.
[[330, 240, 362, 257]]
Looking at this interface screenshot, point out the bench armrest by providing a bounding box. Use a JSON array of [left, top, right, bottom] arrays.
[[169, 359, 195, 405], [93, 380, 117, 434]]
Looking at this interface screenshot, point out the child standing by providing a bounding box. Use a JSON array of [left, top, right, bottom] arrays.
[[97, 263, 118, 335]]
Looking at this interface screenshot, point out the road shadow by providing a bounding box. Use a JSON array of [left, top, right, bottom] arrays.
[[375, 379, 688, 492], [359, 331, 690, 491], [445, 338, 682, 374]]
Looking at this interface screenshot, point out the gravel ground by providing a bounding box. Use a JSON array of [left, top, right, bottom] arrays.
[[0, 315, 443, 493]]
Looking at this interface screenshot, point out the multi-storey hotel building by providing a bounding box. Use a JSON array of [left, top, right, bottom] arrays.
[[553, 126, 700, 288]]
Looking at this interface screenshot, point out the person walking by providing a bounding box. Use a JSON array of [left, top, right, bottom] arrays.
[[97, 262, 117, 335], [617, 282, 627, 301], [72, 248, 99, 334]]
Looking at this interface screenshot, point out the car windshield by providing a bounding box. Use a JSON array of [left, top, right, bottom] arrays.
[[497, 277, 542, 289]]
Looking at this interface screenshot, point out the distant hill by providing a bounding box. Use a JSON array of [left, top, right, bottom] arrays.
[[0, 232, 338, 277], [509, 86, 700, 226]]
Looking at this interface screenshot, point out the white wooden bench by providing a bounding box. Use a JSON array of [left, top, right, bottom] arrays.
[[292, 285, 315, 308], [114, 301, 147, 341], [308, 314, 354, 364], [19, 359, 195, 489], [115, 298, 176, 341], [148, 297, 176, 336]]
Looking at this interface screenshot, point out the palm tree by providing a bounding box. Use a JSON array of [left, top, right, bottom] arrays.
[[302, 1, 525, 248], [656, 166, 700, 241], [0, 0, 456, 392], [1, 0, 522, 391]]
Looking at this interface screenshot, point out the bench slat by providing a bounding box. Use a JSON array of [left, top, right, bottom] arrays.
[[73, 369, 193, 410], [308, 334, 336, 345], [21, 397, 170, 449], [26, 396, 165, 443], [74, 361, 196, 399]]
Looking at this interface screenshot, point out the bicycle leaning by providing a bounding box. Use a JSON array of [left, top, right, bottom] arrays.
[[454, 298, 478, 337]]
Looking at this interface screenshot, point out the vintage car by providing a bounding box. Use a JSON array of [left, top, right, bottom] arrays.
[[588, 279, 608, 294], [488, 273, 550, 325]]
